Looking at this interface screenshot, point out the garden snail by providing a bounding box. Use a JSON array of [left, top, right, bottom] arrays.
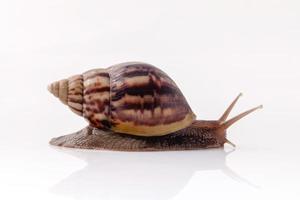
[[48, 62, 262, 151]]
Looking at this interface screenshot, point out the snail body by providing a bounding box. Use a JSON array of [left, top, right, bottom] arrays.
[[48, 62, 262, 151]]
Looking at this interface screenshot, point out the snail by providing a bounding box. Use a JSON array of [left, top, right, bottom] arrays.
[[48, 62, 262, 151]]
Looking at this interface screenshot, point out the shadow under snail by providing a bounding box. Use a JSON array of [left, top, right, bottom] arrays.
[[48, 62, 262, 151]]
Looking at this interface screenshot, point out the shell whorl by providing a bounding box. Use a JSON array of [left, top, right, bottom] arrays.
[[48, 70, 111, 126], [67, 75, 84, 116], [82, 69, 110, 129], [48, 62, 196, 137], [47, 79, 68, 105], [48, 75, 84, 116], [108, 62, 196, 136]]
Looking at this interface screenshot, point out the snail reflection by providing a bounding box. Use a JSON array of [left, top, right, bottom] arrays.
[[50, 148, 256, 200]]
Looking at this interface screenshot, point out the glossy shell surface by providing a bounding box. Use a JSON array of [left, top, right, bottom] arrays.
[[50, 62, 196, 136], [108, 62, 196, 136]]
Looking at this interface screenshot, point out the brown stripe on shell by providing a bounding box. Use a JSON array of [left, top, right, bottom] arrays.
[[108, 62, 195, 136], [111, 63, 177, 90], [67, 75, 84, 116], [68, 95, 83, 104], [53, 81, 59, 97], [68, 102, 83, 112], [68, 75, 83, 84], [116, 99, 188, 111], [84, 86, 110, 95], [111, 80, 180, 101], [84, 99, 110, 113], [83, 69, 111, 129], [84, 72, 110, 80], [111, 62, 172, 81], [111, 106, 190, 126], [112, 75, 151, 90]]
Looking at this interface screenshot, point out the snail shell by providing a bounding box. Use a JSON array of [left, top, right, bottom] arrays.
[[48, 62, 196, 136]]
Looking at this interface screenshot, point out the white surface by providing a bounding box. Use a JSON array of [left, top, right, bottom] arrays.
[[1, 0, 300, 199]]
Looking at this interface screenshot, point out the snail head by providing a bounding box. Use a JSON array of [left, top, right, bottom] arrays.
[[217, 93, 263, 147], [193, 93, 262, 147]]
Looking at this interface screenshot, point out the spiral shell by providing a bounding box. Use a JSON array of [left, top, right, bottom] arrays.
[[47, 79, 68, 105], [48, 62, 196, 136]]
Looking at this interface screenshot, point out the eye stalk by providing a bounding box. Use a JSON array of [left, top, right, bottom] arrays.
[[192, 93, 262, 148], [218, 93, 263, 147]]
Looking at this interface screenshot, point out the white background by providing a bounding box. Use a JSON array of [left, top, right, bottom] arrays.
[[0, 0, 300, 199]]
